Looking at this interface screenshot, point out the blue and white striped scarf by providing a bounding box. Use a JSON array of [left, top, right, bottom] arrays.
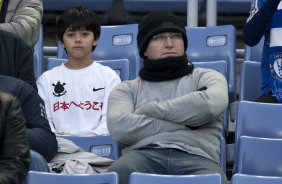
[[249, 0, 282, 102], [269, 1, 282, 102]]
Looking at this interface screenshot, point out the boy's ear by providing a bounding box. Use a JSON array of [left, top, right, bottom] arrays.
[[60, 41, 66, 48], [93, 38, 99, 46]]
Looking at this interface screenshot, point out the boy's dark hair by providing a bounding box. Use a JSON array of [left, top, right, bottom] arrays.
[[56, 6, 101, 51]]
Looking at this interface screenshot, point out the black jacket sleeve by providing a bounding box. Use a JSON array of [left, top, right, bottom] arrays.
[[0, 93, 30, 184], [15, 36, 38, 91], [0, 30, 37, 91], [17, 82, 58, 162], [243, 0, 281, 46]]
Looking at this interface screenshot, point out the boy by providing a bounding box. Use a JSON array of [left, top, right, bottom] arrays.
[[37, 6, 121, 136]]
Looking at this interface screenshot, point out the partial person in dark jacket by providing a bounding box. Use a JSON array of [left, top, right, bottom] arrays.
[[0, 30, 37, 90], [0, 75, 58, 169], [0, 92, 30, 184]]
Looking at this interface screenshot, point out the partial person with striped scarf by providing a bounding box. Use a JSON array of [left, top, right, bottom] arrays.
[[243, 0, 282, 103]]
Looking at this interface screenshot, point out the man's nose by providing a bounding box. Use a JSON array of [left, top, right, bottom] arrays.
[[164, 36, 174, 46]]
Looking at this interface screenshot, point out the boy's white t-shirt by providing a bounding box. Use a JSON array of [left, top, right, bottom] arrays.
[[37, 62, 121, 136]]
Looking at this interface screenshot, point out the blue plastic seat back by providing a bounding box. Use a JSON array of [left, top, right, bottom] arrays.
[[193, 60, 227, 77], [186, 25, 236, 102], [244, 36, 265, 62], [57, 24, 140, 80], [45, 58, 67, 71], [239, 61, 261, 101], [129, 172, 221, 184], [234, 101, 282, 172], [33, 25, 43, 79], [232, 173, 282, 184], [97, 59, 130, 81], [46, 58, 129, 81], [57, 135, 120, 160], [237, 136, 282, 176], [235, 101, 282, 143], [43, 0, 114, 11], [26, 171, 118, 184], [123, 0, 205, 13]]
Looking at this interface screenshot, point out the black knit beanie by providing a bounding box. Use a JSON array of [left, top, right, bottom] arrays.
[[137, 11, 188, 59]]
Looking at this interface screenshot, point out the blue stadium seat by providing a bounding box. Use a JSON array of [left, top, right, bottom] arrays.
[[45, 58, 67, 70], [235, 101, 282, 142], [233, 101, 282, 172], [57, 24, 140, 80], [217, 0, 251, 14], [43, 0, 114, 11], [186, 25, 237, 102], [239, 61, 261, 101], [236, 136, 282, 176], [33, 25, 43, 79], [242, 36, 265, 102], [193, 60, 227, 77], [46, 58, 130, 81], [232, 173, 282, 184], [57, 135, 121, 160], [129, 172, 221, 184], [25, 171, 118, 184], [244, 36, 265, 62], [97, 59, 130, 81], [123, 0, 205, 13], [193, 60, 229, 138]]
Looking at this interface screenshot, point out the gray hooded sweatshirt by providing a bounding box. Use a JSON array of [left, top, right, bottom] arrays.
[[107, 67, 228, 164]]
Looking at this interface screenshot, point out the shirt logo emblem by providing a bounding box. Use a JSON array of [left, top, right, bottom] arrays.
[[52, 81, 67, 97], [93, 87, 105, 92]]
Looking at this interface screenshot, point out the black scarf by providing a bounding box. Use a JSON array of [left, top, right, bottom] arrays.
[[139, 54, 194, 81], [0, 0, 9, 23]]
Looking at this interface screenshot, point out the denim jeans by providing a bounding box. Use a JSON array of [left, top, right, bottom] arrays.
[[22, 151, 49, 184], [108, 148, 228, 184], [29, 150, 49, 172]]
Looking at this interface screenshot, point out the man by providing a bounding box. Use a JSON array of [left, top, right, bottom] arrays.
[[107, 11, 229, 184], [0, 75, 58, 171]]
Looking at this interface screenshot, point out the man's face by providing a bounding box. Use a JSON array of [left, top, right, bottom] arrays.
[[144, 32, 185, 60]]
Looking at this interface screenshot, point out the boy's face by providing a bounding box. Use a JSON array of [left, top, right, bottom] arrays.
[[61, 27, 98, 60]]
